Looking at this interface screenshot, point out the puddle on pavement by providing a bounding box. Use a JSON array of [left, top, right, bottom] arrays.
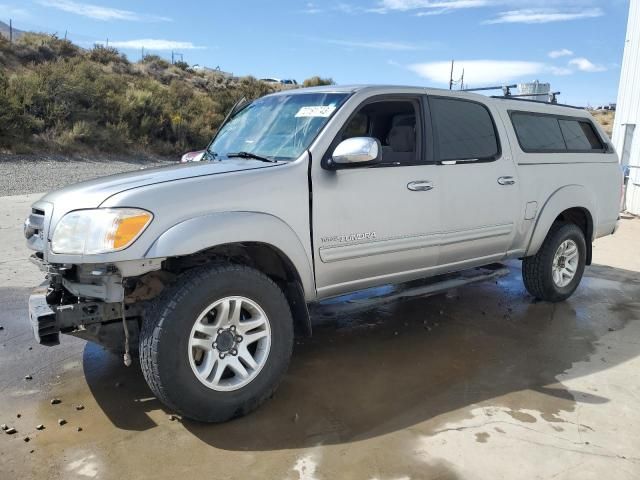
[[2, 261, 639, 478], [40, 263, 637, 451]]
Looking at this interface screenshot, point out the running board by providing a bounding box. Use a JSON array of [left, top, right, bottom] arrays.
[[314, 263, 510, 314]]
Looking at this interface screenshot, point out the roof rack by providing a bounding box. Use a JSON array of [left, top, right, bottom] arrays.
[[462, 84, 518, 96], [489, 95, 584, 110], [461, 84, 580, 108]]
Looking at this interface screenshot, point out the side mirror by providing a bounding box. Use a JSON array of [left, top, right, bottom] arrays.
[[326, 137, 381, 169], [180, 150, 205, 163]]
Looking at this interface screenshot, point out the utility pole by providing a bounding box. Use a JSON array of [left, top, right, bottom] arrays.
[[9, 18, 12, 44], [141, 46, 144, 60], [448, 60, 454, 90], [460, 68, 465, 90], [64, 30, 67, 40], [171, 51, 174, 64]]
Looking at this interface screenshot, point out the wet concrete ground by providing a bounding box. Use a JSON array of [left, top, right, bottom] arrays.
[[1, 193, 639, 479]]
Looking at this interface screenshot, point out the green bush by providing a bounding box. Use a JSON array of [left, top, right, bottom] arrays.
[[0, 34, 292, 155], [303, 76, 335, 87], [89, 45, 127, 65], [173, 60, 189, 71]]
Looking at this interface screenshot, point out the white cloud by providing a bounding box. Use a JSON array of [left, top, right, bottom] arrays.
[[95, 39, 204, 50], [334, 3, 359, 13], [408, 59, 577, 85], [0, 4, 31, 19], [302, 2, 323, 14], [485, 8, 603, 24], [373, 0, 489, 14], [37, 0, 171, 22], [549, 66, 573, 76], [568, 57, 606, 72], [548, 48, 574, 59]]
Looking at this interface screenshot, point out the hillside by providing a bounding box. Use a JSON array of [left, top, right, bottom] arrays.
[[0, 32, 330, 156], [0, 20, 23, 40]]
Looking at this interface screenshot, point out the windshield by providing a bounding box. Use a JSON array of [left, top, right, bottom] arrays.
[[208, 92, 349, 161]]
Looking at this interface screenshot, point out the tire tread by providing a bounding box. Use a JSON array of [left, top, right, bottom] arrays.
[[522, 222, 585, 302], [139, 263, 293, 420]]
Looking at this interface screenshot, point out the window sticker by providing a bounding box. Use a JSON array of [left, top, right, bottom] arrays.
[[295, 105, 337, 118]]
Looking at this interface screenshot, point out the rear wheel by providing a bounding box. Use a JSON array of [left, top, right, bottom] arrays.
[[140, 264, 294, 422], [522, 223, 586, 302]]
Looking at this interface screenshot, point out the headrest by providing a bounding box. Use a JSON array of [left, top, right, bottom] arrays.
[[392, 114, 415, 127], [388, 125, 415, 152]]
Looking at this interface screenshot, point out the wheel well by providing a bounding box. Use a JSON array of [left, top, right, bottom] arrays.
[[554, 207, 593, 264], [163, 242, 312, 336]]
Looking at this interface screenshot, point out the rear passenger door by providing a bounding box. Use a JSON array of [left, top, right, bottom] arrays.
[[428, 96, 520, 267]]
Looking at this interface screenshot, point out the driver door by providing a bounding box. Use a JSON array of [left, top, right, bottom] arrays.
[[310, 95, 442, 298]]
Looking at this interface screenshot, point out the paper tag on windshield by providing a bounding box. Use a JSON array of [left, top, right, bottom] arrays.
[[295, 105, 336, 118]]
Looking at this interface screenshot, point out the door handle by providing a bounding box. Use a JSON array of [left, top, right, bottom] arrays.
[[497, 176, 516, 186], [407, 180, 434, 191]]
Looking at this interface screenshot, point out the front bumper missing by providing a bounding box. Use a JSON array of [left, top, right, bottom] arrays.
[[28, 285, 142, 346], [28, 286, 59, 346]]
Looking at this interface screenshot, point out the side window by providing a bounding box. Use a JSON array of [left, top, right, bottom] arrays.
[[511, 113, 566, 151], [511, 112, 605, 153], [559, 119, 604, 151], [342, 113, 369, 139], [430, 97, 499, 161], [340, 100, 420, 165]]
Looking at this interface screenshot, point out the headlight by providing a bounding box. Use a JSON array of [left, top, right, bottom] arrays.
[[51, 208, 153, 254]]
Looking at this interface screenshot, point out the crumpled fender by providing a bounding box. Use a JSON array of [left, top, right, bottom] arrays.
[[145, 211, 315, 299], [525, 184, 596, 257]]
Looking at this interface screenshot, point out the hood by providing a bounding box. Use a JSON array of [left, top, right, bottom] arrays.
[[39, 158, 283, 209]]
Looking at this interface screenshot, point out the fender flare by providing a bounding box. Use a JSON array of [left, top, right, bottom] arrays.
[[145, 211, 316, 299], [526, 185, 597, 258]]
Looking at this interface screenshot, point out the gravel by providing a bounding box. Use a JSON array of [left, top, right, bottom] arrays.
[[0, 153, 176, 196]]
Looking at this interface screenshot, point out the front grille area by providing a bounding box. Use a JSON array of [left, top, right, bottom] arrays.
[[25, 208, 47, 252]]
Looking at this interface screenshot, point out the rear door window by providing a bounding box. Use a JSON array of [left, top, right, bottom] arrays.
[[559, 119, 604, 150], [510, 113, 566, 151], [429, 97, 500, 162], [511, 112, 605, 153]]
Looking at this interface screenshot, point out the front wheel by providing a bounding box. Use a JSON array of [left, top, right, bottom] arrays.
[[522, 222, 587, 302], [139, 264, 294, 422]]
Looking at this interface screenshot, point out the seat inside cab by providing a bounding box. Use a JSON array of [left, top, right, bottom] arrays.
[[341, 100, 418, 165]]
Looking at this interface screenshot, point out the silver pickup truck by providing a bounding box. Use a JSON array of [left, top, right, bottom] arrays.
[[25, 85, 622, 422]]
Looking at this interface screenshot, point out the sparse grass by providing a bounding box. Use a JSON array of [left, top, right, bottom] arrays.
[[303, 76, 335, 87], [590, 109, 615, 138], [0, 33, 285, 155]]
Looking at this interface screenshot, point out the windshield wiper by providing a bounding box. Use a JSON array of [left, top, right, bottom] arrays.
[[226, 151, 277, 163]]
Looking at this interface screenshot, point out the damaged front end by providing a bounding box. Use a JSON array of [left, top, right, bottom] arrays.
[[27, 253, 169, 355], [25, 201, 169, 357]]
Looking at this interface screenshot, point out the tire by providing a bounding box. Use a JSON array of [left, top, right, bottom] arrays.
[[522, 222, 587, 302], [139, 264, 294, 422]]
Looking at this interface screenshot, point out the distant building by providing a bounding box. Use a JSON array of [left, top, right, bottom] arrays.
[[612, 0, 640, 214]]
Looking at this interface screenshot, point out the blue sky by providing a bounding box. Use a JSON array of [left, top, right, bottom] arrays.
[[2, 0, 630, 105]]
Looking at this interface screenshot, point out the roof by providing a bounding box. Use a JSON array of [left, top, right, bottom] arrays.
[[267, 84, 588, 116], [269, 84, 461, 97]]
